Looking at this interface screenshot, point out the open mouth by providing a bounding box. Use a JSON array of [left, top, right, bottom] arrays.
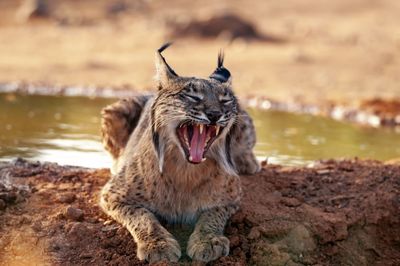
[[176, 122, 223, 164]]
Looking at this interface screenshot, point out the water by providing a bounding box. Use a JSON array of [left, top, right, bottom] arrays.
[[1, 93, 399, 168], [0, 94, 114, 168], [248, 108, 400, 165]]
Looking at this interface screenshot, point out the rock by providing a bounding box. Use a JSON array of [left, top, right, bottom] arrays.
[[229, 235, 241, 248], [280, 197, 302, 207], [65, 206, 84, 221], [250, 241, 292, 266], [277, 225, 316, 254], [57, 192, 76, 203], [248, 226, 261, 240]]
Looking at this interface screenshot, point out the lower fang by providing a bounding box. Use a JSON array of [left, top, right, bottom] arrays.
[[202, 158, 206, 162], [189, 156, 193, 161]]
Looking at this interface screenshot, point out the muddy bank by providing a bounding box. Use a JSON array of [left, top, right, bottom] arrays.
[[0, 158, 399, 265], [245, 96, 400, 128]]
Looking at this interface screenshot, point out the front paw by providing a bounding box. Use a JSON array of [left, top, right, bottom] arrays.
[[187, 233, 230, 262], [137, 236, 181, 263]]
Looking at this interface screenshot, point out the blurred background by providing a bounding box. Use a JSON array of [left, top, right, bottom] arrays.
[[1, 0, 400, 103], [1, 0, 400, 167]]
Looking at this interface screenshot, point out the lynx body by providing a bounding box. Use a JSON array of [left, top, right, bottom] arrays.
[[100, 44, 259, 263]]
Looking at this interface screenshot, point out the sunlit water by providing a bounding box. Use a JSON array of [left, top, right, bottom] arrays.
[[0, 94, 114, 168], [247, 109, 400, 165], [1, 93, 399, 168]]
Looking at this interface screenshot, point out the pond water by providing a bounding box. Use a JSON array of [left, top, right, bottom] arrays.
[[1, 93, 399, 168]]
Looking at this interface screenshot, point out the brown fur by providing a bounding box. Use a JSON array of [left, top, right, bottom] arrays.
[[100, 44, 259, 263]]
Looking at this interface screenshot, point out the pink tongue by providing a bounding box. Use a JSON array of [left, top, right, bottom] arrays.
[[189, 125, 207, 163]]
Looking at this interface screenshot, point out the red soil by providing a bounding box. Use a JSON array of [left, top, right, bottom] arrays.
[[0, 158, 399, 265]]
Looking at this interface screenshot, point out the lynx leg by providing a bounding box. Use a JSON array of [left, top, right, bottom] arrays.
[[230, 110, 260, 174], [187, 205, 238, 262], [101, 96, 150, 159], [100, 180, 181, 263]]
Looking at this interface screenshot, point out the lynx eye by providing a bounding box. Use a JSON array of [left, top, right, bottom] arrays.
[[220, 99, 233, 105], [183, 94, 202, 103]]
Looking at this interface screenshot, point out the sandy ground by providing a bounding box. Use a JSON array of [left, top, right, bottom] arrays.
[[0, 158, 399, 265], [0, 0, 400, 106]]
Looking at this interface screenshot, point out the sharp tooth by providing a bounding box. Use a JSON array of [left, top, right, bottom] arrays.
[[215, 125, 220, 135], [199, 124, 204, 134], [183, 127, 189, 146], [185, 138, 189, 147], [189, 156, 193, 161], [202, 158, 206, 162], [205, 135, 211, 144]]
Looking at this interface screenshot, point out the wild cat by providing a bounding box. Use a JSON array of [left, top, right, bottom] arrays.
[[100, 43, 259, 263]]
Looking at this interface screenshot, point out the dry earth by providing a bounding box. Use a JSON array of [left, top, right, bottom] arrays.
[[0, 158, 399, 265]]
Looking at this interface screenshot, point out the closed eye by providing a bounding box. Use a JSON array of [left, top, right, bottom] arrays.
[[184, 94, 202, 102], [220, 99, 233, 105]]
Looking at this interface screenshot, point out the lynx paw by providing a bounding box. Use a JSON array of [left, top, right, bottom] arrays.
[[137, 236, 181, 263], [187, 234, 230, 262]]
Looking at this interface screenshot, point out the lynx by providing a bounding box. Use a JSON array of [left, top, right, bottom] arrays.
[[100, 43, 259, 263]]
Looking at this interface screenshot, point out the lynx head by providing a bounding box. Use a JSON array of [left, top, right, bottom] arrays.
[[151, 43, 238, 175]]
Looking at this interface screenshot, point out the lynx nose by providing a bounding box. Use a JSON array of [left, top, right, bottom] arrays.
[[206, 110, 222, 124]]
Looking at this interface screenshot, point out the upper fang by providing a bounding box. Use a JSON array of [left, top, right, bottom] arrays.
[[199, 124, 204, 134], [215, 125, 220, 135]]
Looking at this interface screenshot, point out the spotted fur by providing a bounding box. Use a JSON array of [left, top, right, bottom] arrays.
[[100, 44, 259, 263]]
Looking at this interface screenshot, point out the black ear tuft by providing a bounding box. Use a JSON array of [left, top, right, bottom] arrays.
[[157, 42, 178, 77], [158, 42, 173, 53], [217, 50, 224, 68], [210, 50, 231, 83]]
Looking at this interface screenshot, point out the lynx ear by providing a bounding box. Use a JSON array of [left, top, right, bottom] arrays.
[[209, 50, 231, 84], [155, 43, 179, 89]]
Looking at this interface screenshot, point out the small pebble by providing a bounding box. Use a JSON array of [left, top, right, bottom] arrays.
[[65, 206, 84, 221], [280, 197, 302, 207], [248, 227, 261, 240], [79, 252, 93, 259], [229, 235, 241, 247], [57, 193, 76, 203]]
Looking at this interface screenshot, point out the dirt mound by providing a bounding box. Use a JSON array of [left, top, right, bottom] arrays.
[[16, 0, 50, 22], [168, 13, 285, 43], [0, 158, 399, 265], [358, 99, 400, 126]]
